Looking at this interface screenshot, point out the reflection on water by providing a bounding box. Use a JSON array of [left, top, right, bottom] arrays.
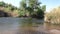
[[0, 17, 60, 34]]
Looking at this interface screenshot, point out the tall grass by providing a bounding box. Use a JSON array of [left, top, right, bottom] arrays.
[[45, 6, 60, 24]]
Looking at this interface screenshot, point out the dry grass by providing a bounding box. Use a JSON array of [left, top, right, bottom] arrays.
[[45, 6, 60, 24]]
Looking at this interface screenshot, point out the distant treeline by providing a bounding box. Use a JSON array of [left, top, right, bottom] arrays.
[[0, 0, 46, 19], [0, 1, 20, 17]]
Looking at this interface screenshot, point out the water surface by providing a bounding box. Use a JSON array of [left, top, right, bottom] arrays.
[[0, 17, 60, 34]]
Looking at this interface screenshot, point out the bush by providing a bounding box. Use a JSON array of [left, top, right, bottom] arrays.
[[45, 6, 60, 24]]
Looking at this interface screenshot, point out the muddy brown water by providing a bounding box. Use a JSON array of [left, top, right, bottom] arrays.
[[0, 17, 60, 34]]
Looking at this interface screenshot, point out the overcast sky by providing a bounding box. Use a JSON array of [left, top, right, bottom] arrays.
[[0, 0, 60, 12]]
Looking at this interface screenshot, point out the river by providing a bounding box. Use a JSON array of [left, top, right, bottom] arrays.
[[0, 17, 60, 34]]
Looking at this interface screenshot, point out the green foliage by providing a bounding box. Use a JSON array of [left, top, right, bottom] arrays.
[[41, 5, 46, 11], [19, 0, 46, 18], [20, 1, 26, 9], [0, 1, 5, 7], [19, 0, 27, 17], [0, 0, 46, 18], [0, 1, 20, 17]]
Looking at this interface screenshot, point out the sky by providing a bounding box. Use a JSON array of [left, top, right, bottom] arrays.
[[0, 0, 60, 12]]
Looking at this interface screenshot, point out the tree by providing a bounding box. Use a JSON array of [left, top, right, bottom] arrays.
[[36, 5, 46, 18], [28, 0, 46, 18], [19, 0, 27, 16], [27, 0, 41, 16], [19, 0, 46, 19], [41, 5, 46, 11], [0, 1, 5, 7]]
